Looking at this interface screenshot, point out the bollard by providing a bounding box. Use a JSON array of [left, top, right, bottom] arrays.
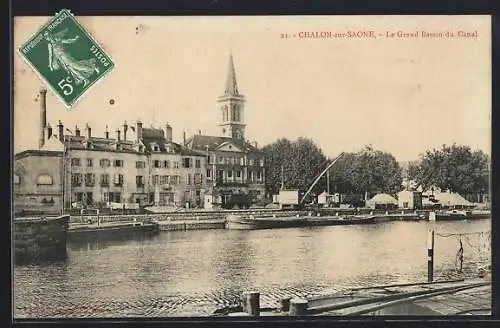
[[279, 297, 292, 312], [427, 229, 435, 282], [241, 291, 260, 316], [289, 298, 308, 316]]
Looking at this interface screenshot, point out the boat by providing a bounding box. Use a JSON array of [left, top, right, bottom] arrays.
[[68, 220, 160, 236], [226, 214, 309, 230], [373, 213, 424, 222], [305, 214, 376, 226], [431, 209, 491, 221], [13, 214, 70, 263]]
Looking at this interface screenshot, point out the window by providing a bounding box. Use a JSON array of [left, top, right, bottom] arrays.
[[247, 170, 252, 180], [154, 160, 160, 168], [114, 159, 123, 167], [206, 169, 211, 178], [174, 162, 179, 169], [249, 159, 254, 166], [100, 159, 110, 167], [136, 161, 145, 169], [171, 176, 179, 185], [85, 173, 95, 187], [218, 157, 224, 164], [236, 170, 241, 178], [153, 144, 159, 152], [240, 158, 244, 166], [13, 174, 20, 185], [113, 174, 124, 186], [36, 174, 53, 185], [164, 160, 170, 168], [86, 158, 93, 167], [183, 157, 191, 168], [71, 158, 81, 166], [136, 175, 144, 187], [152, 175, 159, 185], [208, 156, 212, 164], [160, 175, 168, 185], [71, 173, 82, 186], [194, 173, 202, 184], [228, 170, 233, 178], [260, 159, 264, 167], [186, 174, 192, 185], [100, 174, 109, 186], [257, 171, 262, 180], [107, 192, 121, 203], [195, 159, 201, 168]]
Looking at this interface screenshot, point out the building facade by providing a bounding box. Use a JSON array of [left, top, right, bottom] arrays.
[[13, 89, 207, 214], [186, 55, 266, 208], [13, 150, 64, 215], [14, 54, 263, 213]]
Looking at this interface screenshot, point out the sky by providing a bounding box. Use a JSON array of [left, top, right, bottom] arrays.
[[13, 15, 491, 161]]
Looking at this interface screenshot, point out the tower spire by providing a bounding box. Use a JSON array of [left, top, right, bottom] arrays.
[[224, 53, 239, 96]]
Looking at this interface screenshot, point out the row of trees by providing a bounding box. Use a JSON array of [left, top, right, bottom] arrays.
[[262, 138, 490, 200]]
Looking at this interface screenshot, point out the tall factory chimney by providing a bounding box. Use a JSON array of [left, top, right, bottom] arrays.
[[39, 88, 47, 149], [105, 125, 109, 139]]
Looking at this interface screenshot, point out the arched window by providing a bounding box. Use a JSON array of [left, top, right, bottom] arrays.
[[36, 174, 53, 185], [13, 174, 20, 185]]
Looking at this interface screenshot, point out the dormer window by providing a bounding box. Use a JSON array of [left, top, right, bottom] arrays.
[[150, 143, 160, 152], [84, 141, 93, 149], [115, 144, 122, 151]]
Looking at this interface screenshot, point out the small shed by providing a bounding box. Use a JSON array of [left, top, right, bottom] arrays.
[[318, 191, 332, 206], [366, 193, 398, 210], [397, 190, 423, 210]]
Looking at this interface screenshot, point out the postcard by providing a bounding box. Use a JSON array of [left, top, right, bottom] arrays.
[[12, 14, 491, 318]]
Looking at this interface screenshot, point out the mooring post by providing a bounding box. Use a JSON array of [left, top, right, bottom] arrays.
[[241, 291, 260, 316], [279, 296, 292, 312], [427, 229, 435, 282], [289, 298, 308, 316]]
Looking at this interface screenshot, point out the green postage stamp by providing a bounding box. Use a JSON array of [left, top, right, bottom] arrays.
[[18, 9, 114, 108]]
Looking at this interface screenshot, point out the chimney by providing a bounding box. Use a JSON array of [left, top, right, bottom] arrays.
[[57, 120, 64, 142], [116, 129, 121, 142], [165, 123, 172, 142], [75, 125, 80, 137], [136, 120, 143, 141], [123, 121, 128, 141], [183, 131, 186, 146], [105, 125, 109, 139], [46, 123, 53, 139], [39, 88, 47, 149], [198, 129, 202, 135], [85, 123, 91, 138]]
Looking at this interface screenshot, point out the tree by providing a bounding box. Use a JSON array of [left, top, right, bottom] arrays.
[[409, 144, 489, 197], [329, 145, 403, 196], [262, 137, 328, 195]]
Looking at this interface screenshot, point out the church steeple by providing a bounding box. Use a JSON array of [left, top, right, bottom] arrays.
[[224, 54, 239, 96], [218, 54, 246, 139]]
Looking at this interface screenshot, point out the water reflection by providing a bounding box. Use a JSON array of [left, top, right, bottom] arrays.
[[14, 219, 491, 318]]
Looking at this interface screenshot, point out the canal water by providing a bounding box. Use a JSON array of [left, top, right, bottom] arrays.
[[13, 219, 491, 318]]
